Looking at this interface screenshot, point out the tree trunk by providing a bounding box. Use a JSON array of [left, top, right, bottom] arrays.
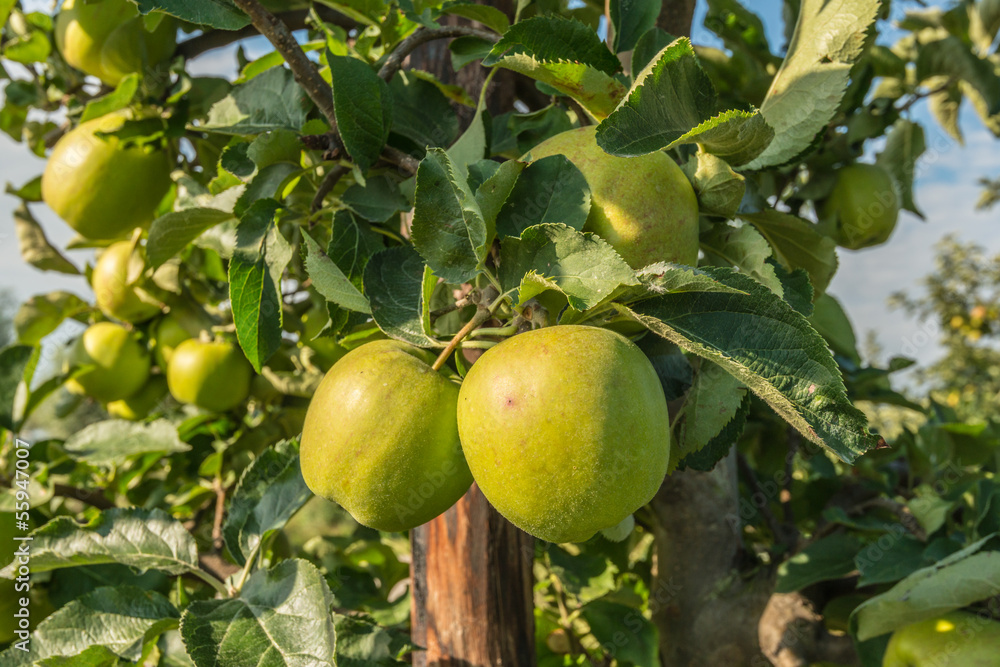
[[407, 4, 535, 666], [411, 485, 535, 666]]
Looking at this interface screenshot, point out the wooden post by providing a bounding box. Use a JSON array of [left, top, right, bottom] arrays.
[[411, 485, 535, 666]]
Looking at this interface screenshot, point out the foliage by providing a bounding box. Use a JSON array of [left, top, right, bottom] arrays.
[[0, 0, 998, 665]]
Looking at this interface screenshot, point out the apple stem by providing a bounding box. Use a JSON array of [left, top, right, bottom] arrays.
[[432, 307, 492, 372]]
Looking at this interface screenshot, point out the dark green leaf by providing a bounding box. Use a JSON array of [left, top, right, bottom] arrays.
[[0, 345, 32, 431], [614, 268, 883, 462], [134, 0, 250, 29], [229, 200, 290, 372], [388, 71, 460, 150], [224, 440, 312, 566], [0, 508, 200, 577], [876, 119, 926, 219], [342, 175, 409, 222], [475, 159, 524, 234], [440, 2, 508, 33], [333, 614, 416, 666], [679, 392, 749, 472], [148, 208, 237, 268], [63, 420, 190, 467], [632, 27, 675, 74], [609, 0, 661, 53], [671, 361, 747, 471], [499, 224, 638, 310], [411, 148, 487, 284], [205, 68, 311, 135], [0, 587, 178, 665], [180, 559, 336, 667], [363, 246, 439, 346], [581, 599, 658, 666], [776, 533, 864, 593], [595, 38, 717, 157], [303, 231, 371, 314], [742, 209, 838, 294], [495, 155, 591, 238], [330, 54, 393, 172]]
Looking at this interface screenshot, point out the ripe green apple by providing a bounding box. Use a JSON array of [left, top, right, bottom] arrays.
[[42, 110, 172, 241], [525, 126, 700, 268], [66, 322, 151, 402], [883, 611, 1000, 666], [92, 241, 161, 323], [106, 374, 168, 420], [166, 339, 253, 412], [299, 340, 473, 532], [819, 163, 900, 250], [55, 0, 176, 86], [457, 325, 670, 543]]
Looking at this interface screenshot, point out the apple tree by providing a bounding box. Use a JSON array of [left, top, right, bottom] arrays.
[[1, 0, 1000, 665]]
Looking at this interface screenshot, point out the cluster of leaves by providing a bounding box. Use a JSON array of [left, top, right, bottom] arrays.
[[0, 0, 997, 665]]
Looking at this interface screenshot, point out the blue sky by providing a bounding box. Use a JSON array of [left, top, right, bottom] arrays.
[[1, 0, 997, 375]]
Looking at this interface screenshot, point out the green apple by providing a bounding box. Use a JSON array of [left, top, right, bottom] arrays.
[[106, 374, 168, 420], [92, 241, 161, 323], [42, 110, 172, 240], [819, 163, 900, 250], [55, 0, 176, 86], [66, 322, 151, 402], [151, 310, 210, 370], [299, 340, 473, 532], [457, 325, 670, 543], [525, 126, 700, 268], [166, 339, 253, 412], [883, 611, 1000, 666]]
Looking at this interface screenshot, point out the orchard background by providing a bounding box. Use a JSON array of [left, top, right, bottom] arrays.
[[0, 0, 999, 666]]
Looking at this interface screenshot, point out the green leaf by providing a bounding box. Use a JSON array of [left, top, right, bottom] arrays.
[[14, 204, 79, 275], [475, 158, 524, 234], [328, 209, 384, 285], [204, 68, 311, 135], [234, 162, 301, 217], [440, 2, 509, 33], [614, 268, 883, 462], [5, 174, 42, 202], [632, 27, 675, 74], [682, 150, 745, 218], [81, 74, 140, 122], [333, 614, 416, 666], [229, 200, 291, 372], [224, 440, 312, 566], [329, 54, 393, 172], [0, 345, 32, 431], [808, 293, 860, 363], [482, 17, 627, 119], [63, 419, 190, 467], [13, 291, 89, 345], [134, 0, 250, 29], [700, 223, 783, 296], [855, 534, 930, 587], [499, 224, 638, 310], [742, 209, 838, 294], [148, 208, 237, 268], [852, 536, 1000, 640], [745, 0, 880, 169], [876, 119, 926, 219], [672, 361, 748, 471], [303, 231, 371, 314], [364, 246, 439, 346], [678, 391, 750, 472], [595, 38, 716, 156], [776, 533, 864, 593], [3, 29, 51, 64], [0, 587, 178, 666], [609, 0, 661, 53], [495, 155, 591, 238], [180, 559, 336, 667], [0, 0, 16, 28], [917, 33, 1000, 117], [581, 599, 659, 666], [0, 508, 200, 578], [670, 109, 774, 167], [411, 148, 488, 284], [388, 71, 460, 150], [34, 646, 120, 667], [247, 129, 302, 169], [341, 175, 409, 222]]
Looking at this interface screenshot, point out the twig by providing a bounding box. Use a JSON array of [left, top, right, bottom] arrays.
[[51, 483, 114, 510], [377, 26, 500, 81], [211, 477, 226, 552], [381, 145, 421, 175], [898, 75, 957, 113], [229, 0, 338, 130], [175, 8, 356, 59], [311, 164, 350, 213], [199, 553, 241, 582]]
